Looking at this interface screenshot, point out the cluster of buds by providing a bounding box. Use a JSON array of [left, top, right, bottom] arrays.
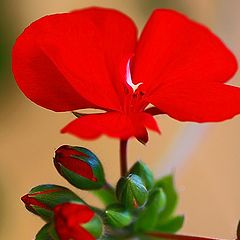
[[22, 145, 183, 239]]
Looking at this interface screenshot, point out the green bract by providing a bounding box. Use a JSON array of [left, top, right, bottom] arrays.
[[155, 215, 185, 233], [155, 175, 178, 223]]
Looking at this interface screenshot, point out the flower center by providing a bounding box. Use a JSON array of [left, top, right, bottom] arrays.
[[126, 59, 142, 92], [124, 59, 148, 113]]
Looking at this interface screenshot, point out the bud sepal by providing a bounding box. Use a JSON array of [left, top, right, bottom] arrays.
[[35, 223, 59, 240]]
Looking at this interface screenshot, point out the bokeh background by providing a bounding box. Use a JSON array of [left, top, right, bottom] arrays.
[[1, 0, 240, 239]]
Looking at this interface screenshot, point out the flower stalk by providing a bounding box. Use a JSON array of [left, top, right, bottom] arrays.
[[146, 232, 225, 240], [120, 140, 128, 176]]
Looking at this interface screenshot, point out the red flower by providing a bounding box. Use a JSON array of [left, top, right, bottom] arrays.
[[12, 7, 240, 143], [54, 203, 96, 240]]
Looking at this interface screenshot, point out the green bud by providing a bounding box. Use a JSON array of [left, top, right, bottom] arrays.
[[129, 161, 154, 190], [21, 184, 82, 221], [105, 204, 133, 228], [116, 174, 148, 209], [54, 145, 105, 190]]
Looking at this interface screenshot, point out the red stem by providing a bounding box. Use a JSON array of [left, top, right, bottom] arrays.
[[120, 140, 128, 177], [146, 232, 228, 240]]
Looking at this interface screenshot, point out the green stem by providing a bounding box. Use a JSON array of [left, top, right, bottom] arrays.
[[92, 183, 117, 206], [120, 140, 128, 177], [146, 232, 226, 240]]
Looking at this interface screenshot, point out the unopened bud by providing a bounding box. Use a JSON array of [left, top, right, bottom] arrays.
[[54, 145, 105, 190], [116, 174, 148, 209], [129, 161, 154, 190], [21, 184, 82, 221]]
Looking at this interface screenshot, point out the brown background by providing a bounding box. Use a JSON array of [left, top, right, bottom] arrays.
[[1, 1, 240, 239]]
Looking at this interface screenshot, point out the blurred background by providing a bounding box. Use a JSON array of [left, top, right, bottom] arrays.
[[1, 0, 240, 239]]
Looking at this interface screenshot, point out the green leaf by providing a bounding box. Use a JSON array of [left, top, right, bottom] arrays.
[[129, 161, 154, 190], [155, 175, 178, 223], [134, 188, 166, 232], [155, 215, 184, 233], [35, 224, 53, 240]]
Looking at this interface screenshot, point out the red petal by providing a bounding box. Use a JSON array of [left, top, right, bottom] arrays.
[[21, 194, 49, 210], [13, 8, 137, 111], [149, 83, 240, 122], [132, 9, 238, 93], [54, 203, 94, 223], [61, 112, 160, 141], [54, 203, 95, 240], [12, 31, 95, 112]]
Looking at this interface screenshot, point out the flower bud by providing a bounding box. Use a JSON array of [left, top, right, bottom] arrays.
[[54, 145, 105, 190], [54, 202, 103, 240], [116, 174, 148, 209], [129, 161, 154, 190], [21, 184, 82, 221], [105, 204, 132, 228]]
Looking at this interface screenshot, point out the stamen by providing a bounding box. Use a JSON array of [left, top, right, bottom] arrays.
[[126, 59, 142, 92]]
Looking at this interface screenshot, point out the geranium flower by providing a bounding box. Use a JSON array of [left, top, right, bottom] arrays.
[[12, 7, 240, 143], [54, 202, 100, 240]]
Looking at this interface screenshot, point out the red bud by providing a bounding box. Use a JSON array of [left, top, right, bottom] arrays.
[[55, 145, 96, 181]]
